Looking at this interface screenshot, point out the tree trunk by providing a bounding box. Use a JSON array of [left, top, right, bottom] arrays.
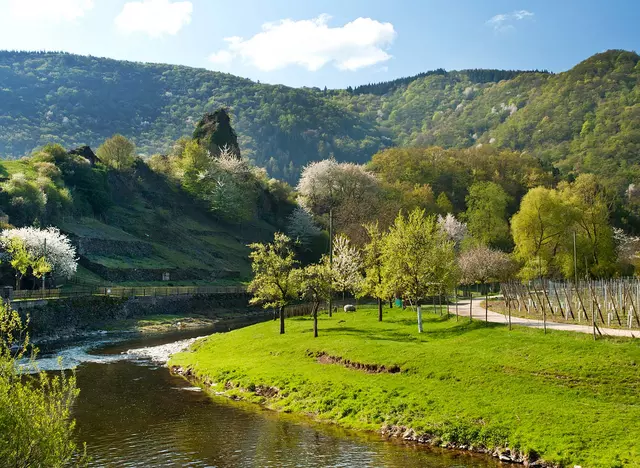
[[279, 306, 285, 335], [389, 298, 393, 309], [378, 297, 383, 322], [313, 303, 319, 338]]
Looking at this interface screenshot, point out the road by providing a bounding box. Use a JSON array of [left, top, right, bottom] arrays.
[[448, 297, 638, 339]]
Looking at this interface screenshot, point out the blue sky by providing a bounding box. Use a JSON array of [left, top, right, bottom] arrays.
[[0, 0, 638, 88]]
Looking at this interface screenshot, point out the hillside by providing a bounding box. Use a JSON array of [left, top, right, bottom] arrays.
[[0, 146, 291, 287], [0, 51, 386, 183], [0, 50, 638, 189]]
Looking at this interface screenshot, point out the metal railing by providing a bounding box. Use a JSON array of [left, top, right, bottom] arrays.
[[10, 285, 246, 302]]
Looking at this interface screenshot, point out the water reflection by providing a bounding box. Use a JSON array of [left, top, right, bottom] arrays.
[[36, 326, 497, 467]]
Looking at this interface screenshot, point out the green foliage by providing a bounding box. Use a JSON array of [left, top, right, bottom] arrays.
[[0, 302, 85, 467], [360, 222, 388, 302], [382, 208, 458, 302], [465, 181, 512, 249], [512, 177, 616, 279], [3, 236, 51, 289], [96, 134, 136, 170], [248, 232, 300, 311]]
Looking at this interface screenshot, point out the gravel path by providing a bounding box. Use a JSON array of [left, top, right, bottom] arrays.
[[449, 297, 639, 339]]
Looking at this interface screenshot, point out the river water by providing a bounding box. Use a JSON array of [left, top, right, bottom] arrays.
[[33, 322, 496, 467]]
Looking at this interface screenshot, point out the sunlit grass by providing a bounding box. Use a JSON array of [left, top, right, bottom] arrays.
[[171, 305, 640, 467]]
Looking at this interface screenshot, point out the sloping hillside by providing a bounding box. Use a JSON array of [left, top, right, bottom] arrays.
[[0, 50, 638, 188], [0, 51, 386, 182], [0, 153, 286, 286]]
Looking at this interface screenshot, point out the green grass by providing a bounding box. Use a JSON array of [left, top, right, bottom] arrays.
[[170, 305, 640, 467]]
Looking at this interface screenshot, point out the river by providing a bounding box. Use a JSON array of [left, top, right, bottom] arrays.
[[33, 321, 497, 467]]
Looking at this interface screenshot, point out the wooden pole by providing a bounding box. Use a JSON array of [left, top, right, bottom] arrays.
[[328, 208, 333, 318]]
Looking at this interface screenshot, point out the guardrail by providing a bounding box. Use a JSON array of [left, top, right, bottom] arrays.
[[10, 285, 247, 302]]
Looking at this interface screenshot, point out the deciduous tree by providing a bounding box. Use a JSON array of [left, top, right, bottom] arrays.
[[96, 134, 136, 170], [248, 233, 300, 334]]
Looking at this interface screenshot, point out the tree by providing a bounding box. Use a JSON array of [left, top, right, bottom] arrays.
[[559, 174, 616, 278], [382, 209, 458, 331], [0, 302, 85, 466], [436, 192, 454, 214], [296, 159, 380, 243], [437, 213, 467, 250], [96, 134, 136, 170], [511, 187, 574, 279], [360, 222, 388, 321], [0, 227, 77, 280], [248, 233, 300, 334], [459, 245, 517, 321], [299, 260, 333, 337], [465, 181, 512, 249], [332, 234, 363, 299], [286, 207, 321, 248]]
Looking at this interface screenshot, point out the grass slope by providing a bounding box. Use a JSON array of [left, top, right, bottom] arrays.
[[170, 305, 640, 467]]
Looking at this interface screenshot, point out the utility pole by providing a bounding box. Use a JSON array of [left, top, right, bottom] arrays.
[[42, 238, 47, 296], [328, 208, 333, 318], [573, 231, 578, 285]]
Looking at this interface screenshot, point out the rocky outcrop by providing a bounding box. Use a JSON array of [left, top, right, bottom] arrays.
[[68, 145, 100, 165], [192, 108, 241, 158]]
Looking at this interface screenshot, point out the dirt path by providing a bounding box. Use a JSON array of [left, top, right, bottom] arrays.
[[449, 297, 639, 339]]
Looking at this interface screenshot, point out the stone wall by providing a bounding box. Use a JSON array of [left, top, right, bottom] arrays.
[[13, 292, 253, 338]]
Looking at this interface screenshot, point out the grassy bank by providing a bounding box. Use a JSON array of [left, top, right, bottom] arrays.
[[170, 305, 640, 467]]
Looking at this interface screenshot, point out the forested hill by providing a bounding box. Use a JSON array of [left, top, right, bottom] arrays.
[[0, 49, 638, 183]]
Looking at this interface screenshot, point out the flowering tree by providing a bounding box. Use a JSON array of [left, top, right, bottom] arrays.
[[614, 227, 640, 273], [296, 159, 380, 243], [247, 233, 300, 335], [360, 222, 388, 321], [332, 234, 363, 299], [458, 245, 517, 320], [0, 227, 77, 281], [437, 213, 467, 250], [286, 207, 321, 248], [382, 209, 458, 332], [299, 259, 333, 338]]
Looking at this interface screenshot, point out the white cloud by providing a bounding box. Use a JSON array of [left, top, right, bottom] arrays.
[[487, 10, 534, 32], [208, 14, 396, 72], [115, 0, 193, 38], [9, 0, 94, 23]]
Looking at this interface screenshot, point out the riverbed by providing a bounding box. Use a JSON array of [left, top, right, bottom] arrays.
[[33, 321, 497, 467]]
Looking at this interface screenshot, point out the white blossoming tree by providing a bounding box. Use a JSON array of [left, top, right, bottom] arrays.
[[0, 227, 78, 281], [286, 207, 322, 248], [437, 213, 467, 250], [332, 234, 363, 300]]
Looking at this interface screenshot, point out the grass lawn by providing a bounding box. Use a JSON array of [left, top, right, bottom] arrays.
[[170, 305, 640, 467]]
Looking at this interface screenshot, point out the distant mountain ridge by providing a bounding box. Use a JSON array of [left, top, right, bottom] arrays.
[[0, 49, 638, 184]]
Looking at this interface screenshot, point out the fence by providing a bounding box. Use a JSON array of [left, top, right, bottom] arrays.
[[11, 285, 247, 302], [501, 279, 640, 331]]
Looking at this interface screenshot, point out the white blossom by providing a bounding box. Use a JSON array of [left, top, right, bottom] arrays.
[[437, 213, 467, 249], [458, 245, 516, 285], [286, 207, 321, 247], [332, 234, 363, 295], [613, 227, 640, 264], [0, 227, 78, 278], [296, 159, 378, 215]]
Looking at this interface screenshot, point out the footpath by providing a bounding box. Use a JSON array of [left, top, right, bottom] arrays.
[[449, 297, 638, 339]]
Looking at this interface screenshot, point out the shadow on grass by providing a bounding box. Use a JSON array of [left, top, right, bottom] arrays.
[[316, 319, 504, 343]]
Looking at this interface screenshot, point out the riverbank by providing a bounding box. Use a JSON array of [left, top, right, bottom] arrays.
[[170, 305, 640, 467], [17, 292, 264, 343]]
